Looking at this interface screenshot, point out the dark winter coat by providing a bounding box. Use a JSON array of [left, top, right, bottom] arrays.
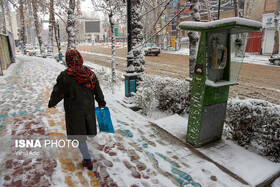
[[48, 71, 106, 141]]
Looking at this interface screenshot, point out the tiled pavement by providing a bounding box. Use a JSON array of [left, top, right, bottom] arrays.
[[0, 56, 248, 187]]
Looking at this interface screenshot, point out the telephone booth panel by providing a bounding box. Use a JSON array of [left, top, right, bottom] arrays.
[[179, 18, 262, 147], [207, 30, 229, 83], [230, 33, 247, 83]]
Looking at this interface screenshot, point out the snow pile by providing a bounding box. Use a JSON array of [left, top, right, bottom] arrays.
[[134, 75, 189, 115], [163, 47, 190, 56], [272, 177, 280, 187], [225, 98, 280, 162], [153, 114, 188, 141]]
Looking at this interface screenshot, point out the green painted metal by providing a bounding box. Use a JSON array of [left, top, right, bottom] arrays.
[[203, 86, 229, 106], [187, 31, 207, 146], [182, 18, 261, 147], [179, 23, 260, 33]]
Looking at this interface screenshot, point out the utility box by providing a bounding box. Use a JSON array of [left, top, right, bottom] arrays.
[[179, 18, 262, 147]]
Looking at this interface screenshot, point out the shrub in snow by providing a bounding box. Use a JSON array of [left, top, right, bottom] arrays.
[[134, 75, 189, 115], [93, 67, 123, 90], [225, 98, 280, 162], [28, 51, 36, 56]]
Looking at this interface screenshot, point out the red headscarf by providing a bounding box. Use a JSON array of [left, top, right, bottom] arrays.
[[65, 49, 97, 90]]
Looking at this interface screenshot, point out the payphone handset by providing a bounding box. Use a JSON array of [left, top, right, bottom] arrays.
[[206, 31, 229, 82], [213, 45, 227, 69]]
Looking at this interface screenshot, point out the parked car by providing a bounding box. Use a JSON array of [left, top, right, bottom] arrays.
[[269, 54, 280, 66], [143, 43, 160, 56]]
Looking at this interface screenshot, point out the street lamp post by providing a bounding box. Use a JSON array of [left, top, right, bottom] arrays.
[[124, 0, 138, 98], [56, 22, 62, 61], [127, 0, 132, 53]]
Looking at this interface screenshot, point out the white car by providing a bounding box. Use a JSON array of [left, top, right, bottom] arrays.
[[143, 43, 160, 56]]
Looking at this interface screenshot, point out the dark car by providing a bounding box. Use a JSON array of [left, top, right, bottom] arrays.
[[143, 43, 160, 56], [269, 54, 280, 66]]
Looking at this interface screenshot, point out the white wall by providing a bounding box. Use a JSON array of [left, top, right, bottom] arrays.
[[262, 13, 280, 54]]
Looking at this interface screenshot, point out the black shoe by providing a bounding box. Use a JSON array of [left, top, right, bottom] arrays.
[[82, 160, 93, 170]]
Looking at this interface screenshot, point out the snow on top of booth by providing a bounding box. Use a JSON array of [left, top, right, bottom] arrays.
[[179, 17, 262, 32]]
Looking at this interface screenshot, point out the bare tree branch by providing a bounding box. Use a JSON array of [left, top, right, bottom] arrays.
[[140, 0, 165, 18], [7, 0, 18, 9], [152, 0, 172, 30], [141, 5, 186, 48]]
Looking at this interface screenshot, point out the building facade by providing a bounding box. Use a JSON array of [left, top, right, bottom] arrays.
[[262, 0, 278, 54]]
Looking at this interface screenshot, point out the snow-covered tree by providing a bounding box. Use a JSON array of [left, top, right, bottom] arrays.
[[19, 0, 27, 54], [66, 0, 76, 50], [188, 0, 200, 79], [31, 0, 46, 57], [131, 0, 145, 74], [47, 0, 54, 55], [91, 0, 125, 85], [234, 0, 239, 17], [205, 0, 211, 20], [187, 0, 200, 103], [273, 0, 280, 55], [5, 0, 14, 34], [175, 0, 181, 51], [0, 0, 7, 34], [244, 0, 254, 19]]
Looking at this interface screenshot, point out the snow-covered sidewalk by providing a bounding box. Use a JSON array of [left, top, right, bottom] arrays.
[[0, 55, 279, 186]]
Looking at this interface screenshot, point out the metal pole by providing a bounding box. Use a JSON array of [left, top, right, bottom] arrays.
[[218, 0, 221, 20], [124, 0, 137, 98], [127, 0, 132, 52], [57, 22, 62, 61], [126, 0, 134, 73]]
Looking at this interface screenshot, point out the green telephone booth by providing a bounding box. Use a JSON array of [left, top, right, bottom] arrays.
[[179, 18, 262, 147]]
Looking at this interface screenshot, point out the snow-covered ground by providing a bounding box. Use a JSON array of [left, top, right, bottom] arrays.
[[79, 42, 127, 49], [164, 47, 280, 68], [153, 114, 280, 186], [0, 55, 279, 186]]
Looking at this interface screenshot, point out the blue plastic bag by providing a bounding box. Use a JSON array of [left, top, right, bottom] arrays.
[[95, 107, 115, 133]]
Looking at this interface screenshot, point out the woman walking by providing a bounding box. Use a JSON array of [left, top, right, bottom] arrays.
[[48, 49, 106, 170]]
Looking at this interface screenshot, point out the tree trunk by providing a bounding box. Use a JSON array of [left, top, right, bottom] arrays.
[[108, 12, 116, 87], [32, 0, 45, 56], [188, 0, 200, 78], [187, 0, 200, 104], [5, 0, 13, 34], [66, 0, 76, 50], [244, 0, 254, 19], [47, 0, 54, 55], [159, 11, 164, 50], [175, 0, 181, 51], [19, 0, 26, 54], [154, 0, 159, 45], [273, 1, 280, 55], [205, 0, 211, 21], [131, 0, 145, 73], [234, 0, 239, 17], [0, 0, 6, 34], [50, 1, 61, 60], [165, 7, 170, 50], [27, 1, 34, 50]]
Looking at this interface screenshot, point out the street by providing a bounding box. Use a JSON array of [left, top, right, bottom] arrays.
[[73, 44, 280, 105]]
